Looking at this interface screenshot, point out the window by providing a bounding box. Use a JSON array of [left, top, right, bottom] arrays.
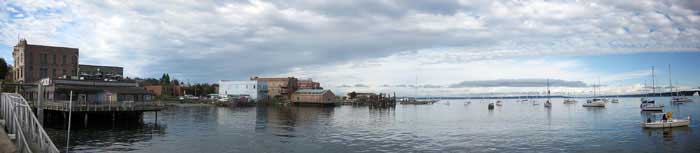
[[40, 68, 48, 79], [62, 55, 66, 64], [53, 54, 56, 64], [40, 53, 48, 65], [62, 69, 66, 76], [52, 69, 56, 77]]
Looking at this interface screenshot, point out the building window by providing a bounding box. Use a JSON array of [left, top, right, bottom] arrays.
[[52, 54, 56, 64], [40, 68, 48, 79], [40, 53, 48, 65], [52, 69, 56, 77], [62, 55, 67, 65]]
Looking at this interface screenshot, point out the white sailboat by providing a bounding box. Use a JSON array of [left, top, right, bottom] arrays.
[[669, 64, 692, 103], [583, 79, 605, 107], [694, 91, 699, 97], [641, 67, 656, 104], [641, 66, 663, 110]]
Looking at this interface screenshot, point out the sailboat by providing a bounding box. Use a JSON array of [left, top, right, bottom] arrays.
[[641, 67, 656, 104], [641, 66, 663, 111], [694, 91, 699, 97], [583, 79, 605, 107], [669, 65, 692, 103], [563, 90, 577, 104], [544, 79, 552, 108]]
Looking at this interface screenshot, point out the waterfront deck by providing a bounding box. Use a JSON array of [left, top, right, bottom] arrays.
[[35, 101, 163, 112]]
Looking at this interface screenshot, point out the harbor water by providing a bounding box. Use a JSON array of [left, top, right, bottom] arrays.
[[46, 97, 700, 152]]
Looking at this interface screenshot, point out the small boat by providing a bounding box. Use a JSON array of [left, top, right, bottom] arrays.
[[544, 100, 552, 108], [694, 91, 699, 97], [640, 103, 663, 111], [563, 99, 577, 104], [464, 101, 471, 105], [672, 97, 692, 103], [488, 103, 495, 110], [611, 99, 619, 103], [495, 100, 503, 106], [641, 98, 655, 104], [582, 98, 605, 107], [642, 113, 690, 128]]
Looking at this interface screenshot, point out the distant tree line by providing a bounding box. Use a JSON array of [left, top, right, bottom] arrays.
[[125, 73, 218, 97]]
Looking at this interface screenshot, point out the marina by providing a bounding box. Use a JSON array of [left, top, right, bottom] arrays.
[[41, 97, 700, 153]]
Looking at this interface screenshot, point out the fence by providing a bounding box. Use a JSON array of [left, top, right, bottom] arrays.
[[1, 92, 60, 153]]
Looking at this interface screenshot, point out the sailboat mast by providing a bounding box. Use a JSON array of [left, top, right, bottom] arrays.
[[547, 79, 551, 101], [669, 64, 673, 98], [652, 66, 655, 96]]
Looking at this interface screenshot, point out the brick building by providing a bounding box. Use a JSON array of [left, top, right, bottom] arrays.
[[297, 79, 321, 89], [290, 89, 336, 104], [12, 39, 79, 83], [251, 76, 298, 100]]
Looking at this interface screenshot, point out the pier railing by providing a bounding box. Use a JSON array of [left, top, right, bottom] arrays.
[[1, 93, 60, 153], [39, 101, 163, 112]]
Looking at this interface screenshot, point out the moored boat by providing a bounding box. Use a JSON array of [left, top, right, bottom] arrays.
[[642, 113, 690, 128], [488, 103, 495, 110], [583, 98, 605, 107], [640, 103, 663, 111]]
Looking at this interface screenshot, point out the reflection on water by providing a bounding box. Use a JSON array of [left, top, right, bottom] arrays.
[[47, 97, 700, 153]]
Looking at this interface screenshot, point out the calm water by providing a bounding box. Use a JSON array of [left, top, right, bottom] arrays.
[[46, 97, 700, 153]]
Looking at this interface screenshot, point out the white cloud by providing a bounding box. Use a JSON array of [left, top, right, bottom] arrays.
[[0, 0, 699, 96]]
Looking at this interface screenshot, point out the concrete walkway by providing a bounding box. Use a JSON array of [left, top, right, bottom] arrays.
[[0, 119, 17, 153]]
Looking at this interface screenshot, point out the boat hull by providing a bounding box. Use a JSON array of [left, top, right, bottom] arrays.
[[642, 118, 691, 128], [582, 102, 605, 107]]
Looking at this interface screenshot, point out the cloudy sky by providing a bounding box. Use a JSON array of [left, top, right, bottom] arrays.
[[1, 0, 700, 96]]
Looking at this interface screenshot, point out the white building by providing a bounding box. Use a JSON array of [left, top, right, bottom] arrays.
[[218, 80, 266, 100]]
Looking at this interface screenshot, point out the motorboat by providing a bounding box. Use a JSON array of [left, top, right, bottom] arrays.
[[640, 103, 663, 111], [641, 97, 655, 104], [582, 98, 605, 107], [642, 113, 690, 128], [495, 100, 503, 106]]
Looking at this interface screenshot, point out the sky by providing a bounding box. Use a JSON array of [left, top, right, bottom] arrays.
[[1, 0, 700, 97]]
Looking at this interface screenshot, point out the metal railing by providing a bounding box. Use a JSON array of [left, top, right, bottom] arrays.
[[1, 93, 60, 153], [38, 101, 163, 112]]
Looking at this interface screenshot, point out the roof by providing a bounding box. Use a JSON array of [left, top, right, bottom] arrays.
[[54, 85, 151, 94], [294, 89, 332, 95]]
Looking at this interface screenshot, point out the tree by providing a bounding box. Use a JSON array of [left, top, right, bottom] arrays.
[[160, 73, 171, 85], [0, 58, 8, 80], [348, 91, 357, 99]]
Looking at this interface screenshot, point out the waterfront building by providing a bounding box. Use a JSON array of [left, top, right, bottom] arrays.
[[21, 78, 161, 127], [218, 80, 268, 100], [251, 76, 297, 100], [144, 85, 183, 97], [12, 39, 79, 83], [297, 78, 321, 89], [79, 64, 124, 81], [290, 89, 336, 104], [24, 78, 154, 104]]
